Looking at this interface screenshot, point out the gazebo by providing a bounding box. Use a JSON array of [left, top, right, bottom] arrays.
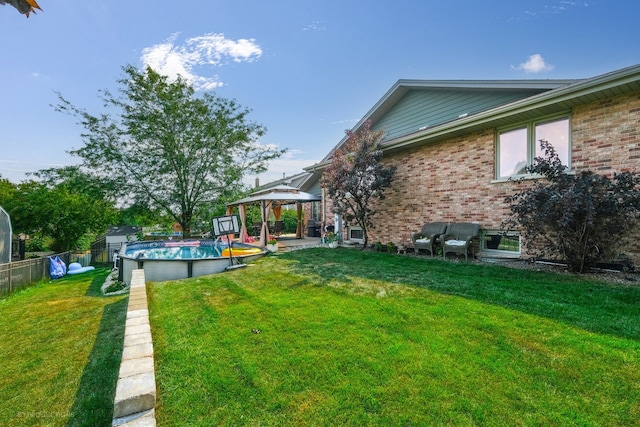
[[227, 185, 321, 246]]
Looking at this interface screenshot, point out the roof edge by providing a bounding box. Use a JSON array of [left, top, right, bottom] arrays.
[[381, 63, 640, 152], [310, 63, 640, 171]]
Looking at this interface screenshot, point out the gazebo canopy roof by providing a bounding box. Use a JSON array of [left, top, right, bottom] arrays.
[[228, 185, 320, 206]]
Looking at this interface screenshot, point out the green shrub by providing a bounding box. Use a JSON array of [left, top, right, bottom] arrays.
[[386, 241, 397, 253], [504, 140, 640, 273], [25, 235, 48, 252], [280, 209, 299, 233]]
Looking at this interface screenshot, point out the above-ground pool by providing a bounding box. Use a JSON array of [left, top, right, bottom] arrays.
[[118, 239, 266, 284]]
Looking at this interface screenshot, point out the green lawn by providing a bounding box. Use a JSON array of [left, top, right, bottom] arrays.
[[149, 248, 640, 426], [1, 250, 638, 426], [0, 268, 127, 427]]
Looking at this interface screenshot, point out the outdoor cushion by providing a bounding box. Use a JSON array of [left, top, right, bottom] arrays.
[[442, 222, 481, 261], [411, 222, 448, 257], [444, 239, 467, 246]]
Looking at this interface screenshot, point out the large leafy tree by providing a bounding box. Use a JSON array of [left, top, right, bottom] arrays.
[[504, 140, 640, 273], [0, 176, 17, 205], [3, 178, 116, 252], [34, 165, 118, 204], [321, 120, 396, 248], [2, 167, 141, 252], [56, 65, 284, 236], [35, 166, 163, 228], [116, 202, 165, 229]]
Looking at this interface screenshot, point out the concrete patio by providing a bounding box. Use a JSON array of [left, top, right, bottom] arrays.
[[260, 234, 322, 251]]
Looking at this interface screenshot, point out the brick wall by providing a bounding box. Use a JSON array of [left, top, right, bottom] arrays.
[[572, 92, 640, 173], [369, 131, 518, 249], [351, 90, 640, 261]]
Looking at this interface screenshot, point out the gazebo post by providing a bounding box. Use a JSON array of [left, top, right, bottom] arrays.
[[260, 200, 270, 247], [296, 202, 303, 239], [238, 204, 248, 243]]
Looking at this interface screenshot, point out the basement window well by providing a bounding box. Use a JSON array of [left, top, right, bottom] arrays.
[[481, 231, 521, 257]]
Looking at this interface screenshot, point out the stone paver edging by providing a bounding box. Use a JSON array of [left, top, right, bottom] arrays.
[[112, 269, 157, 426]]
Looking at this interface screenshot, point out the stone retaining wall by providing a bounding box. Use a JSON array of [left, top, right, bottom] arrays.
[[112, 269, 157, 426]]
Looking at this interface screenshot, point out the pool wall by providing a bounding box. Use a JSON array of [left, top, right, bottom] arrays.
[[118, 240, 265, 284]]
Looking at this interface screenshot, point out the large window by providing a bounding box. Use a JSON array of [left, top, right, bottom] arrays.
[[497, 116, 570, 179]]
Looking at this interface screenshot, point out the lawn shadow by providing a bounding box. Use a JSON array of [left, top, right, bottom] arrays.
[[67, 272, 128, 426], [84, 269, 111, 297], [281, 248, 640, 341]]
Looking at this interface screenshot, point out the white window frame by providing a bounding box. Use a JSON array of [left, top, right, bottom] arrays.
[[496, 115, 571, 179]]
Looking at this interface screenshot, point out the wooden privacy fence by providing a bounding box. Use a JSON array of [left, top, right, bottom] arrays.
[[0, 252, 71, 297]]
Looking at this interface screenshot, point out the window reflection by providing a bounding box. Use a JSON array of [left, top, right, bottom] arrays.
[[497, 117, 570, 178]]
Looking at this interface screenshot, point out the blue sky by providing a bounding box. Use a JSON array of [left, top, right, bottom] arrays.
[[1, 1, 638, 186]]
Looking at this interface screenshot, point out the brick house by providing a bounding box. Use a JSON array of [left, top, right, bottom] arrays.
[[306, 64, 640, 261]]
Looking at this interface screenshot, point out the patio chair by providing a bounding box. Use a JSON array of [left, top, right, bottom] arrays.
[[411, 222, 448, 256], [441, 222, 480, 261], [273, 220, 284, 236]]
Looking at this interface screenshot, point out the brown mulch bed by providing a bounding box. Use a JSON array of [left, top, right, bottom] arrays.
[[355, 243, 640, 286], [397, 247, 640, 286]]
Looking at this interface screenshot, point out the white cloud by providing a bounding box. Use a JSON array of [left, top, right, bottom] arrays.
[[511, 54, 555, 73], [303, 20, 327, 32], [508, 2, 587, 22], [328, 118, 359, 126], [141, 33, 262, 91]]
